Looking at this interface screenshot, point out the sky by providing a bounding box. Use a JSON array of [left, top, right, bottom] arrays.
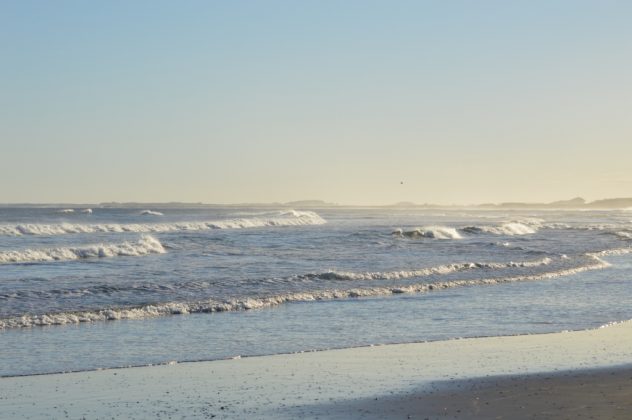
[[1, 1, 631, 205]]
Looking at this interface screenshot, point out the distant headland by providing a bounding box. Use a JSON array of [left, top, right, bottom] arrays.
[[1, 197, 632, 209]]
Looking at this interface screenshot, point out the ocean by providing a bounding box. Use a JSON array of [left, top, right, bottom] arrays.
[[1, 206, 631, 377]]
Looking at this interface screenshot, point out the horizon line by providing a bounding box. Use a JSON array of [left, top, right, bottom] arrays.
[[1, 196, 632, 209]]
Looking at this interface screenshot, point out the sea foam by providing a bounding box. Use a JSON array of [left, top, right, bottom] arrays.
[[588, 247, 632, 257], [395, 221, 540, 240], [305, 257, 552, 281], [0, 235, 165, 264], [393, 226, 462, 239], [0, 257, 555, 301], [0, 210, 326, 236], [140, 210, 164, 216], [0, 254, 608, 329], [462, 222, 538, 236]]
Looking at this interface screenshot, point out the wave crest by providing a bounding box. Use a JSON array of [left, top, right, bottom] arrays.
[[140, 210, 164, 216], [588, 247, 632, 257], [393, 226, 462, 240], [0, 255, 607, 329], [0, 210, 326, 236], [395, 221, 541, 240], [0, 235, 165, 264], [462, 222, 537, 236], [306, 257, 553, 281], [615, 231, 632, 240]]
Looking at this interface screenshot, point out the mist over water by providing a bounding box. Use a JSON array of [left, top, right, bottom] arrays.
[[1, 206, 632, 375]]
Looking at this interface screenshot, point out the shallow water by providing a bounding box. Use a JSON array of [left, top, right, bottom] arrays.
[[1, 206, 631, 376]]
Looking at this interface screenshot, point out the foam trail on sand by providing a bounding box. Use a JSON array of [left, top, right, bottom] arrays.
[[0, 211, 326, 236], [0, 235, 165, 264], [0, 255, 609, 329]]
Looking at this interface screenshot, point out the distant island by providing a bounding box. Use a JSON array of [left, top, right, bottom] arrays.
[[387, 197, 632, 209], [475, 197, 632, 209]]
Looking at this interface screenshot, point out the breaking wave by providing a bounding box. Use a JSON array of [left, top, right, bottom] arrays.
[[0, 254, 611, 329], [140, 210, 164, 216], [587, 247, 632, 257], [303, 257, 553, 281], [0, 257, 555, 301], [393, 226, 462, 239], [0, 210, 326, 236], [462, 222, 537, 236], [395, 221, 541, 240], [615, 231, 632, 240], [0, 235, 165, 264]]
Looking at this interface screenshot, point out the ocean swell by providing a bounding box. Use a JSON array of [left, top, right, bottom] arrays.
[[0, 257, 555, 301], [304, 257, 553, 281], [0, 255, 610, 329]]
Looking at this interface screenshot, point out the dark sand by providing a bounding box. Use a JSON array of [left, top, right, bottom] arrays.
[[311, 365, 632, 419]]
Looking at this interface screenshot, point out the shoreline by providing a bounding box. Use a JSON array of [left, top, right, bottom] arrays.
[[1, 320, 627, 379], [2, 321, 632, 418]]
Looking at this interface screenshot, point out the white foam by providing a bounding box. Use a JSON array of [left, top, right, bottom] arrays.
[[58, 209, 75, 214], [0, 256, 604, 329], [463, 222, 537, 236], [140, 210, 164, 216], [396, 221, 539, 239], [588, 247, 632, 257], [393, 226, 462, 240], [0, 210, 326, 236], [513, 217, 545, 226], [308, 257, 553, 281], [615, 231, 632, 240], [543, 223, 620, 232], [498, 222, 538, 235], [81, 208, 93, 214], [0, 235, 165, 264], [279, 210, 318, 218]]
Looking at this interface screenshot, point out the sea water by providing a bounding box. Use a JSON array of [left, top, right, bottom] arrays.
[[1, 206, 631, 376]]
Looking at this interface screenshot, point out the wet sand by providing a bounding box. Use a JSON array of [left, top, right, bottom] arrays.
[[315, 366, 632, 419], [1, 321, 632, 419]]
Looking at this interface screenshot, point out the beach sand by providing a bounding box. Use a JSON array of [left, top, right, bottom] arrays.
[[317, 366, 632, 419], [1, 321, 632, 419]]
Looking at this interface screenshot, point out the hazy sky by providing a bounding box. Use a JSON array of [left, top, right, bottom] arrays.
[[2, 1, 631, 205]]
